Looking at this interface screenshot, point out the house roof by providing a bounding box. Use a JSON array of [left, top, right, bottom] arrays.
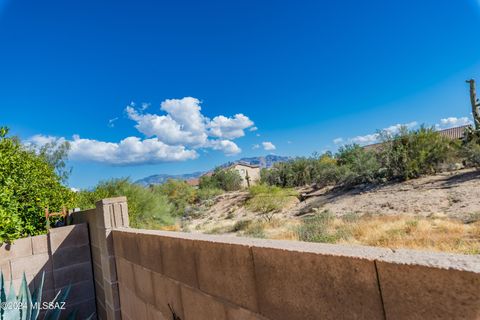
[[363, 125, 471, 150], [185, 178, 200, 186], [438, 125, 470, 140], [227, 162, 260, 169]]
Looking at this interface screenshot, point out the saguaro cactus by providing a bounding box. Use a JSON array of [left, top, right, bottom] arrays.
[[466, 79, 480, 131]]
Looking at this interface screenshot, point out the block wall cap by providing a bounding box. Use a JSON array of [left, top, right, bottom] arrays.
[[377, 249, 480, 272], [114, 228, 480, 272], [96, 197, 127, 205], [113, 228, 390, 260]]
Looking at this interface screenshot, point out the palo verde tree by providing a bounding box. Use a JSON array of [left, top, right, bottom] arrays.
[[0, 127, 75, 243]]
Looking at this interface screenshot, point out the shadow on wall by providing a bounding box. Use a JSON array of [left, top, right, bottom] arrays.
[[0, 224, 96, 319]]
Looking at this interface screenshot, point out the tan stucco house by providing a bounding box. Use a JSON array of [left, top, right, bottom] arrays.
[[227, 162, 261, 187]]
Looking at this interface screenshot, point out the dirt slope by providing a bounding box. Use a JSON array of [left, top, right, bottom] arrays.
[[295, 168, 480, 221], [185, 168, 480, 234]]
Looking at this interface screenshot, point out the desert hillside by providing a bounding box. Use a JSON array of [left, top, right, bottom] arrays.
[[295, 168, 480, 221], [180, 168, 480, 254]]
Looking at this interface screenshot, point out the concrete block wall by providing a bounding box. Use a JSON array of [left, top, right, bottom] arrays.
[[0, 224, 96, 318], [72, 197, 129, 320], [112, 228, 480, 320]]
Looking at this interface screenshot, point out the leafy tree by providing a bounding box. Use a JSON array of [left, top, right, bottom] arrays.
[[37, 140, 72, 184], [246, 184, 298, 221], [0, 127, 74, 242], [76, 178, 174, 227]]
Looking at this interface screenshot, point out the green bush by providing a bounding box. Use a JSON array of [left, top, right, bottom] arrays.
[[261, 153, 351, 188], [76, 178, 174, 228], [199, 168, 243, 191], [336, 144, 381, 186], [246, 185, 298, 220], [232, 219, 252, 232], [155, 179, 197, 216], [0, 128, 75, 243], [463, 140, 480, 168], [378, 126, 457, 180], [297, 210, 340, 243], [312, 153, 346, 187], [196, 187, 223, 201], [242, 221, 266, 238]]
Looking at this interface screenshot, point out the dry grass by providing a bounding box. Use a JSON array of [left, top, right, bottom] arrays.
[[345, 215, 480, 254], [192, 212, 480, 254], [186, 204, 479, 254], [159, 224, 181, 231], [296, 211, 480, 254]]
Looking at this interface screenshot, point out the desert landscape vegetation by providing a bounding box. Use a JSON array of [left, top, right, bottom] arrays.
[[71, 107, 480, 255], [3, 91, 480, 256], [2, 2, 480, 318]]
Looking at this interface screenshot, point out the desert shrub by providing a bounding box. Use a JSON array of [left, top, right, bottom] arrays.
[[378, 126, 456, 180], [232, 219, 252, 232], [76, 178, 174, 228], [462, 140, 480, 168], [205, 225, 233, 234], [260, 160, 300, 187], [297, 210, 340, 243], [219, 169, 243, 191], [184, 206, 207, 219], [196, 187, 223, 201], [341, 212, 360, 223], [198, 175, 216, 189], [242, 221, 266, 238], [208, 168, 244, 191], [335, 144, 382, 186], [261, 154, 339, 188], [311, 153, 344, 187], [155, 179, 197, 216], [0, 127, 75, 242], [246, 185, 298, 220]]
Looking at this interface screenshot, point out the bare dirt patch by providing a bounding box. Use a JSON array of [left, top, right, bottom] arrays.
[[294, 168, 480, 221]]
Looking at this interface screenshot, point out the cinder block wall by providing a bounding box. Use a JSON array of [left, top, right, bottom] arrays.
[[0, 224, 96, 318], [72, 197, 129, 320], [112, 228, 480, 320]]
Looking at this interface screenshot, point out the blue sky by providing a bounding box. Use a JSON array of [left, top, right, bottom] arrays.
[[1, 0, 480, 189]]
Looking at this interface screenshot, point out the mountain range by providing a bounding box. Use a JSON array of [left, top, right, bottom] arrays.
[[135, 155, 290, 186]]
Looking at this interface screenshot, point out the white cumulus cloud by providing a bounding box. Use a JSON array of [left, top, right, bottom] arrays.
[[334, 121, 418, 146], [208, 114, 254, 139], [262, 141, 276, 151], [126, 106, 207, 146], [126, 98, 255, 148], [29, 134, 198, 165], [28, 97, 255, 165], [436, 117, 472, 130], [207, 139, 241, 156]]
